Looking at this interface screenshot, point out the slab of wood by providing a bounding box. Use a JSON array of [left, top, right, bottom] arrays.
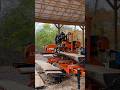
[[59, 52, 85, 62], [45, 71, 62, 75], [35, 54, 48, 61], [35, 60, 61, 71], [35, 70, 45, 88]]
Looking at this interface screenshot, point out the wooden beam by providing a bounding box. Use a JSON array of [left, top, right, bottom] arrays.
[[54, 24, 63, 29], [35, 0, 82, 8], [35, 18, 85, 26], [35, 11, 81, 18], [106, 0, 114, 9], [54, 24, 63, 34], [117, 4, 120, 10], [79, 25, 85, 47], [114, 0, 118, 50], [106, 0, 119, 50]]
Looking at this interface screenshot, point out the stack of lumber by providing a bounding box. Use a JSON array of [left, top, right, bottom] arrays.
[[59, 52, 85, 62], [35, 60, 62, 75]]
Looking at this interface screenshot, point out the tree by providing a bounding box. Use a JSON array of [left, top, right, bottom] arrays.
[[35, 23, 58, 51], [0, 0, 34, 65]]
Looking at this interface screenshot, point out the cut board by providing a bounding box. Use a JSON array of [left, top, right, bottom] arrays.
[[59, 51, 85, 62], [35, 60, 61, 71], [35, 70, 45, 88]]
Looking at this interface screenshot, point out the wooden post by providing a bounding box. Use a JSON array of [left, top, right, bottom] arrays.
[[79, 25, 85, 48], [106, 0, 120, 50], [77, 68, 81, 90], [54, 24, 63, 34], [86, 17, 92, 63]]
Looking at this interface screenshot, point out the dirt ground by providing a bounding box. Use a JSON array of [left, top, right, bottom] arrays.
[[35, 54, 85, 90], [44, 76, 85, 90]]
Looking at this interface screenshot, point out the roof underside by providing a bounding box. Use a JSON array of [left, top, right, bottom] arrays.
[[35, 0, 85, 25]]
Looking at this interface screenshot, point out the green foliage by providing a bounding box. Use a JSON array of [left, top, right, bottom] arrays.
[[0, 0, 34, 52], [35, 24, 58, 51]]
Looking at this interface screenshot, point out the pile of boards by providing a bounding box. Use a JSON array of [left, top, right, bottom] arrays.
[[36, 60, 62, 75], [35, 60, 62, 89]]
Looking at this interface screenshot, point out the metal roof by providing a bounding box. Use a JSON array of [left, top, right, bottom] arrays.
[[35, 0, 85, 25]]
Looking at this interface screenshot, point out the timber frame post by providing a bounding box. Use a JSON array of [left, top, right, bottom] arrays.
[[106, 0, 120, 50], [54, 24, 63, 34], [79, 25, 85, 48]]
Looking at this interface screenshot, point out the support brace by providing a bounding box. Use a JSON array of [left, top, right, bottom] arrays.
[[54, 24, 63, 34]]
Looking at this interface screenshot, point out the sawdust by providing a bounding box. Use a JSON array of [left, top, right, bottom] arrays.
[[41, 76, 85, 90]]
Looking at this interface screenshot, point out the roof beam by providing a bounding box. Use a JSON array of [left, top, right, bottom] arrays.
[[35, 18, 85, 26]]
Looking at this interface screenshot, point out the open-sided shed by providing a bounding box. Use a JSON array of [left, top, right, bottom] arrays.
[[35, 0, 85, 25]]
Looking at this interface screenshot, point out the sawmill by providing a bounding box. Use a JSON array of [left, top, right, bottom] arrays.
[[0, 0, 120, 90], [35, 0, 85, 90]]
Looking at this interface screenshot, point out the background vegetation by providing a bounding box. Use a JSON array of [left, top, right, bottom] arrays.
[[35, 23, 58, 51], [0, 0, 34, 65]]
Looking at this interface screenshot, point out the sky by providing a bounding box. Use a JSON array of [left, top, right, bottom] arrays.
[[35, 22, 83, 32]]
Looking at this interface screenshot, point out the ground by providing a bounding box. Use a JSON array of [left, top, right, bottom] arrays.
[[35, 54, 85, 90], [44, 76, 85, 90]]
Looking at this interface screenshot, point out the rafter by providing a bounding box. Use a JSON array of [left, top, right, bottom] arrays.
[[106, 0, 114, 9], [35, 0, 85, 25]]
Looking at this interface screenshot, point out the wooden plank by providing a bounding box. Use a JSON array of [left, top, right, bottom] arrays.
[[35, 60, 61, 71], [59, 52, 85, 62], [35, 70, 45, 88], [45, 71, 62, 75], [42, 54, 54, 57], [35, 18, 84, 26], [35, 54, 48, 61], [35, 54, 62, 75], [0, 80, 34, 90]]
